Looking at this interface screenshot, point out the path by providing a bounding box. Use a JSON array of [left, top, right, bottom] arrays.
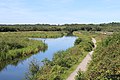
[[67, 38, 97, 80]]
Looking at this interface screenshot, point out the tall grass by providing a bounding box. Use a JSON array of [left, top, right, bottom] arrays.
[[26, 32, 94, 80], [0, 31, 65, 38], [0, 31, 65, 61], [85, 33, 120, 80], [0, 36, 47, 61], [75, 32, 120, 80]]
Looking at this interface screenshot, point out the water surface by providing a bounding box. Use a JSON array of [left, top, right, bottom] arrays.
[[0, 36, 77, 80]]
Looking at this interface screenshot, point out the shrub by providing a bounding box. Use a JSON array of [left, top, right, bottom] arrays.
[[75, 70, 86, 80], [74, 38, 82, 45], [26, 60, 40, 80], [86, 33, 120, 80]]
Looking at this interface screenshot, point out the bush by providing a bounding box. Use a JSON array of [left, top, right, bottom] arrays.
[[74, 38, 82, 45], [75, 70, 86, 80], [26, 60, 40, 80], [86, 33, 120, 80], [83, 42, 93, 52]]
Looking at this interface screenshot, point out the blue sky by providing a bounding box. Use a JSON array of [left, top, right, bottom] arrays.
[[0, 0, 120, 24]]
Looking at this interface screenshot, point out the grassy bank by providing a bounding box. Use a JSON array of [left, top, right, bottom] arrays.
[[0, 31, 65, 61], [0, 31, 65, 38], [75, 32, 120, 80], [85, 33, 120, 80], [26, 32, 95, 80]]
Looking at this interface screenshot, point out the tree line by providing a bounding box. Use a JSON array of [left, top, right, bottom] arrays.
[[0, 22, 120, 32]]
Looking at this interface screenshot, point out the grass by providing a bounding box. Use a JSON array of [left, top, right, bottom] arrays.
[[74, 32, 120, 80], [62, 52, 88, 79], [0, 31, 65, 61], [0, 36, 47, 61], [0, 31, 66, 38], [26, 31, 95, 80], [85, 33, 120, 80], [0, 52, 33, 71]]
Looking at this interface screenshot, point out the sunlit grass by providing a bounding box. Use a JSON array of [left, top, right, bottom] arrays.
[[0, 31, 64, 61]]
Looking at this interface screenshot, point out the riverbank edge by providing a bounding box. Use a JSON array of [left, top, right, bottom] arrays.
[[0, 40, 47, 61], [66, 38, 96, 80], [26, 31, 95, 80], [0, 31, 66, 61]]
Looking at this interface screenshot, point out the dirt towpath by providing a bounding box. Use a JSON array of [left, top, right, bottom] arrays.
[[66, 38, 97, 80]]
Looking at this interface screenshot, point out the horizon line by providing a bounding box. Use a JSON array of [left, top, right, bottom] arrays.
[[0, 22, 119, 25]]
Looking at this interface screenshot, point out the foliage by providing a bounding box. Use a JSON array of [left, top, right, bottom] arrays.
[[75, 70, 86, 80], [74, 38, 82, 45], [26, 60, 40, 80], [0, 36, 46, 61], [74, 31, 94, 52], [0, 31, 65, 38], [26, 33, 94, 80], [0, 22, 120, 32], [0, 31, 64, 61], [85, 33, 120, 80]]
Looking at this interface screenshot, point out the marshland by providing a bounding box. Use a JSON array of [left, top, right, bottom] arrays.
[[0, 23, 120, 80], [1, 0, 120, 79]]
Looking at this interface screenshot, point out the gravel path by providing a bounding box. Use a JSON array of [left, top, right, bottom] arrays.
[[66, 38, 97, 80]]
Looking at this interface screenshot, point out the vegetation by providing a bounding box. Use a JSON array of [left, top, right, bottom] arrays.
[[0, 52, 36, 71], [0, 22, 119, 80], [0, 31, 65, 38], [26, 60, 40, 80], [75, 33, 120, 80], [0, 22, 120, 32], [0, 35, 47, 76], [75, 70, 85, 80], [0, 31, 64, 61], [26, 33, 94, 80], [74, 38, 82, 45], [0, 36, 47, 61], [86, 33, 120, 80]]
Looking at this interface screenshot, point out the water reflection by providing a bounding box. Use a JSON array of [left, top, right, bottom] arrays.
[[0, 36, 77, 80], [0, 47, 47, 72]]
